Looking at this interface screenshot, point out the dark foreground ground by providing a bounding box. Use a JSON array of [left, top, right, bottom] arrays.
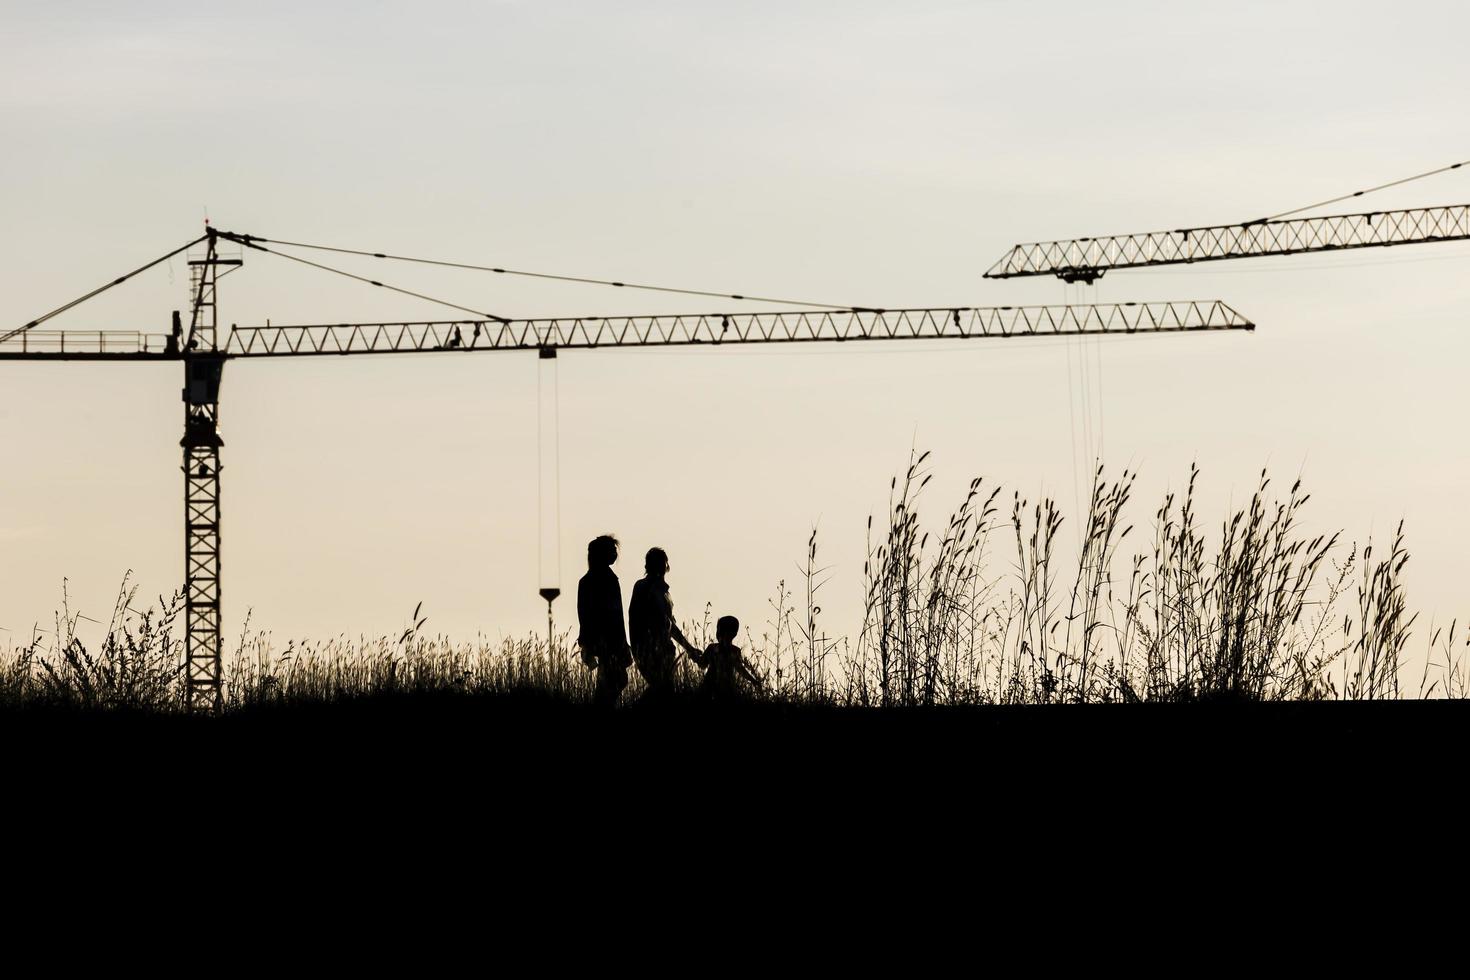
[[5, 695, 1463, 810], [3, 695, 1461, 910], [8, 697, 1446, 944]]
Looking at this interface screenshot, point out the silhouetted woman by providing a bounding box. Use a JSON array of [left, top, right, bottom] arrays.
[[628, 546, 700, 702]]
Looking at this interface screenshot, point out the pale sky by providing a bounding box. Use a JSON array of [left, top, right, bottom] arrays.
[[2, 1, 1467, 659]]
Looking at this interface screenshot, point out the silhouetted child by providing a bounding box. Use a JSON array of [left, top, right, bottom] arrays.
[[690, 615, 762, 702]]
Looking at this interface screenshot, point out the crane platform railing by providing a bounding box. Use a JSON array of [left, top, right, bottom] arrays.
[[985, 203, 1470, 282], [0, 329, 174, 359]]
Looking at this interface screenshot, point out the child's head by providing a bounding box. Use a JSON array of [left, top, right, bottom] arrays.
[[716, 615, 739, 643], [588, 534, 619, 569]]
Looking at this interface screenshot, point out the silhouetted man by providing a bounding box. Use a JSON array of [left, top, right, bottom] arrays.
[[628, 546, 700, 702], [577, 534, 631, 708]]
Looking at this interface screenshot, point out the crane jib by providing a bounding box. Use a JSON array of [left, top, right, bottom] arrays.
[[984, 203, 1470, 281], [0, 304, 1254, 360]]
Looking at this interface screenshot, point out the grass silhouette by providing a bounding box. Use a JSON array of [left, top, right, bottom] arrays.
[[3, 456, 1466, 714]]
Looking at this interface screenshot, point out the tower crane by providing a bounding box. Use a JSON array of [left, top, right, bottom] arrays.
[[984, 204, 1470, 283], [984, 159, 1470, 283], [1, 226, 1255, 710]]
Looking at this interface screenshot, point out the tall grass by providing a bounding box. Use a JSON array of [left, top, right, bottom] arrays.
[[1, 574, 184, 711], [843, 455, 1455, 705], [2, 455, 1465, 711]]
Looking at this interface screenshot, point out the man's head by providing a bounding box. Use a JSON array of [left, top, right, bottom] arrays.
[[716, 615, 739, 643], [588, 534, 619, 569], [645, 546, 669, 577]]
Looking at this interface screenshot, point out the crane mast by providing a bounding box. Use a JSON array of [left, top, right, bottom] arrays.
[[985, 203, 1470, 282], [180, 229, 238, 710]]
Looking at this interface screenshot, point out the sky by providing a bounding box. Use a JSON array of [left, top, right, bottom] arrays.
[[2, 0, 1468, 662]]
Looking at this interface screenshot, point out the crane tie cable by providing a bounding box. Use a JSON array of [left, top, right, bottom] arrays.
[[220, 233, 511, 323], [223, 233, 878, 312], [1247, 157, 1469, 225], [3, 234, 209, 343]]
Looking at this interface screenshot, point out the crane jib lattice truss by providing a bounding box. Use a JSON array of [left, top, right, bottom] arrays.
[[985, 203, 1470, 282], [1, 302, 1254, 360]]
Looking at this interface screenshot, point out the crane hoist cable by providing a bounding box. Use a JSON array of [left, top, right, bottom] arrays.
[[1060, 278, 1107, 520], [1093, 321, 1105, 466], [1065, 325, 1082, 523], [221, 233, 878, 312], [1250, 156, 1469, 224], [1086, 279, 1104, 471], [536, 349, 562, 636]]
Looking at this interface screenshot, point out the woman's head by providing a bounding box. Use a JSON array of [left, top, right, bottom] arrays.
[[645, 546, 669, 577]]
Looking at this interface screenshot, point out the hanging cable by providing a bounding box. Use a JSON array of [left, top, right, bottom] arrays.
[[221, 234, 510, 323], [537, 350, 563, 653], [1093, 286, 1105, 468], [1249, 157, 1469, 224], [220, 232, 878, 312], [1080, 306, 1094, 476], [3, 234, 209, 343], [1065, 327, 1082, 525], [1063, 280, 1083, 524], [1093, 337, 1104, 469]]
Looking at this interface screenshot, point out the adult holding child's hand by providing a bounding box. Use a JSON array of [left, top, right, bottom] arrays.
[[628, 547, 700, 703]]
